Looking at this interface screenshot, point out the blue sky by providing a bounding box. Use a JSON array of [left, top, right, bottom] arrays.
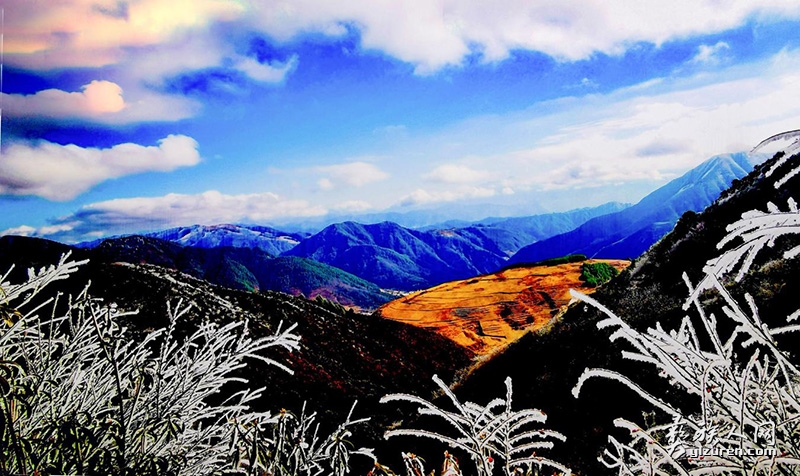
[[2, 1, 800, 242]]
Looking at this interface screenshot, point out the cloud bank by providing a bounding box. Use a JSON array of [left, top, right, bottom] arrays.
[[315, 162, 389, 190], [1, 81, 199, 123], [0, 135, 201, 200], [8, 0, 800, 75]]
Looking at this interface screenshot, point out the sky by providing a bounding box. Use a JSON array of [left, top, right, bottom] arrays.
[[2, 0, 800, 242]]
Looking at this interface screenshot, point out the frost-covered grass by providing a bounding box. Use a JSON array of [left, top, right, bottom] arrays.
[[381, 375, 570, 476], [0, 254, 372, 476]]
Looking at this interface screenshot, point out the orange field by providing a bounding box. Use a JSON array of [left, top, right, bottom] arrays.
[[378, 260, 629, 356]]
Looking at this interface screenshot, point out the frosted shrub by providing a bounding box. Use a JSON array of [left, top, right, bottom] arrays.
[[572, 144, 800, 475], [0, 253, 368, 476], [228, 401, 373, 476], [381, 375, 570, 476]]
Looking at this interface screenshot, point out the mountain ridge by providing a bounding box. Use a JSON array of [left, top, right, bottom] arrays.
[[284, 220, 508, 290], [508, 152, 764, 264], [9, 234, 394, 310]]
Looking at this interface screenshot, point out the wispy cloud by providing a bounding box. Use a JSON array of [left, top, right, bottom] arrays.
[[415, 50, 800, 194], [314, 162, 389, 190], [423, 164, 489, 184], [398, 186, 496, 206], [249, 0, 800, 72], [0, 135, 201, 200], [333, 200, 373, 212], [1, 81, 199, 123], [691, 41, 731, 65]]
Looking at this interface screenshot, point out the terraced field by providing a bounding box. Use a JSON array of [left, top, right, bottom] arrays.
[[377, 259, 629, 355]]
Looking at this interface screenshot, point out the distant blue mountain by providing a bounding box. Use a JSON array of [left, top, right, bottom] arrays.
[[73, 203, 628, 295], [284, 221, 509, 290], [508, 152, 765, 264], [283, 202, 631, 290], [467, 202, 630, 255], [76, 223, 308, 255]]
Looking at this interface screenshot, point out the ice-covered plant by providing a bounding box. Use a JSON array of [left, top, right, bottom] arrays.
[[572, 142, 800, 475], [382, 375, 570, 476], [0, 253, 316, 476], [752, 129, 800, 189], [228, 400, 373, 476]]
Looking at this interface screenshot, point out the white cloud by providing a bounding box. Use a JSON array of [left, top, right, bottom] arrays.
[[6, 0, 244, 70], [333, 200, 373, 212], [121, 30, 229, 84], [0, 225, 37, 237], [3, 80, 125, 116], [398, 49, 800, 198], [249, 0, 800, 72], [83, 190, 326, 223], [234, 54, 298, 83], [692, 41, 731, 64], [0, 223, 79, 238], [315, 162, 389, 189], [9, 0, 800, 79], [0, 135, 201, 200], [424, 164, 489, 183], [1, 80, 199, 123], [398, 186, 496, 206]]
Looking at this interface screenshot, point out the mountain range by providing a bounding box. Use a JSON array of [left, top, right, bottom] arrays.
[[283, 202, 629, 290], [40, 235, 394, 310], [147, 224, 309, 256], [283, 220, 507, 290], [508, 152, 764, 264]]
